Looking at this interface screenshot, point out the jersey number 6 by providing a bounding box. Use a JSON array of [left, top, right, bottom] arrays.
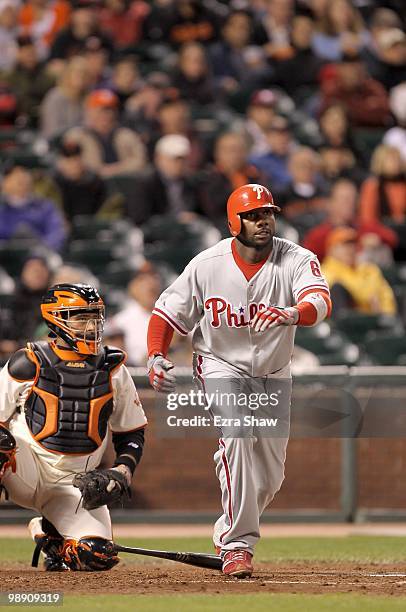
[[310, 260, 322, 278]]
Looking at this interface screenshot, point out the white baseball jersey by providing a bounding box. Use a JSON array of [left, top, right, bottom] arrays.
[[0, 353, 146, 540], [0, 360, 147, 473], [153, 237, 329, 377]]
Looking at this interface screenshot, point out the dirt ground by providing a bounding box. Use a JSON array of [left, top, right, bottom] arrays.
[[1, 562, 406, 596]]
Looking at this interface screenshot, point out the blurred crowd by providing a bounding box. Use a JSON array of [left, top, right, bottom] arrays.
[[0, 0, 405, 367]]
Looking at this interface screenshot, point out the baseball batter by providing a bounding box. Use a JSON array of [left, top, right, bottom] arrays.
[[147, 184, 331, 578], [0, 283, 147, 571]]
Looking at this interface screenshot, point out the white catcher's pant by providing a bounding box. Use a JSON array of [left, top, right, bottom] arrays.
[[2, 428, 112, 541], [194, 355, 290, 555]]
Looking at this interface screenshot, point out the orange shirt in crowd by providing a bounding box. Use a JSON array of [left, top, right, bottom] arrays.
[[359, 177, 406, 224], [19, 0, 71, 49]]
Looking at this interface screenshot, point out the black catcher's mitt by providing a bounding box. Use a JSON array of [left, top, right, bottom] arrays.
[[73, 469, 131, 510]]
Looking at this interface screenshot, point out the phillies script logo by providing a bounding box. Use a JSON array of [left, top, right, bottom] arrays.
[[252, 185, 265, 199], [205, 298, 267, 328]]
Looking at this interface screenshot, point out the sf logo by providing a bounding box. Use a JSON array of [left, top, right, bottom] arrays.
[[252, 185, 265, 199]]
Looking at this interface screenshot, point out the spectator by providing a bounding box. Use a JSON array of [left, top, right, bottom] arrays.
[[4, 34, 54, 128], [141, 0, 173, 44], [154, 97, 205, 171], [52, 262, 98, 286], [126, 134, 201, 226], [19, 0, 71, 58], [362, 8, 406, 91], [52, 141, 107, 221], [0, 82, 17, 128], [319, 145, 366, 188], [312, 0, 366, 62], [367, 28, 406, 91], [383, 83, 406, 162], [82, 34, 111, 88], [318, 104, 361, 160], [200, 131, 264, 224], [262, 0, 294, 56], [319, 56, 391, 127], [124, 72, 170, 148], [272, 14, 325, 103], [0, 255, 52, 354], [40, 55, 88, 139], [50, 0, 113, 63], [143, 0, 221, 48], [303, 178, 398, 262], [277, 146, 328, 235], [321, 226, 396, 317], [244, 89, 278, 156], [107, 267, 161, 365], [359, 144, 406, 225], [0, 0, 19, 72], [105, 55, 142, 115], [249, 115, 295, 191], [171, 42, 215, 105], [209, 10, 267, 95], [0, 164, 66, 251], [65, 88, 147, 178], [99, 0, 149, 50]]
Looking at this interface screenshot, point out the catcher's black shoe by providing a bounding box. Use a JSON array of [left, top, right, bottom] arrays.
[[29, 517, 70, 572], [43, 554, 70, 572]]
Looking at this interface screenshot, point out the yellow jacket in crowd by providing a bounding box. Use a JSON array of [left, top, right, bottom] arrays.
[[321, 257, 397, 315]]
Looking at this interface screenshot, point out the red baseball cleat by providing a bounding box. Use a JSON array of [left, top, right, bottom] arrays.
[[222, 550, 253, 578]]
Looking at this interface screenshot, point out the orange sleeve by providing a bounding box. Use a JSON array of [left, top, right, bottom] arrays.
[[18, 5, 32, 31], [45, 0, 71, 46], [147, 314, 174, 357], [296, 290, 332, 326], [359, 178, 380, 223]]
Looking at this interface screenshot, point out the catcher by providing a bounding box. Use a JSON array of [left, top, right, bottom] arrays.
[[0, 283, 147, 571]]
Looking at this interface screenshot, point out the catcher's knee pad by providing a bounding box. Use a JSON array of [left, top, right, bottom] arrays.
[[0, 425, 16, 480], [63, 537, 119, 571]]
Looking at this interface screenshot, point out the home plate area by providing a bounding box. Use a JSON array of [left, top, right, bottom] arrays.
[[1, 562, 406, 596]]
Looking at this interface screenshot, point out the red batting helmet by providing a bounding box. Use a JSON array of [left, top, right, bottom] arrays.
[[227, 184, 280, 237]]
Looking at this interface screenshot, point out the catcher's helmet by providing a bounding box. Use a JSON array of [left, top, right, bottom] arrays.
[[41, 284, 105, 355], [227, 184, 280, 237]]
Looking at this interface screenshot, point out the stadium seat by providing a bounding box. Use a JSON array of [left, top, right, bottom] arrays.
[[0, 240, 38, 277], [295, 323, 359, 366], [141, 215, 191, 243], [101, 262, 139, 288], [333, 312, 398, 345], [144, 241, 197, 274], [363, 331, 406, 366], [383, 264, 406, 286], [67, 239, 121, 275], [70, 216, 133, 241]]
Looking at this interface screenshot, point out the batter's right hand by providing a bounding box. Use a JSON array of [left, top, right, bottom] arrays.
[[147, 354, 176, 393]]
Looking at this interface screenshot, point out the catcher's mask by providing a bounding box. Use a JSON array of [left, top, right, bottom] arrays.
[[41, 284, 105, 356]]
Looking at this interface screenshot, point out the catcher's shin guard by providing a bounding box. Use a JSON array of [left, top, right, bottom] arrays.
[[30, 518, 70, 572], [63, 537, 119, 571], [0, 425, 16, 480]]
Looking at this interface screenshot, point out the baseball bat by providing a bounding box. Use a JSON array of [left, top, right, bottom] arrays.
[[114, 544, 223, 571]]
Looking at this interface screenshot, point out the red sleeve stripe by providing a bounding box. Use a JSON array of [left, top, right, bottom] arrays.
[[297, 284, 330, 302], [152, 308, 188, 336]]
